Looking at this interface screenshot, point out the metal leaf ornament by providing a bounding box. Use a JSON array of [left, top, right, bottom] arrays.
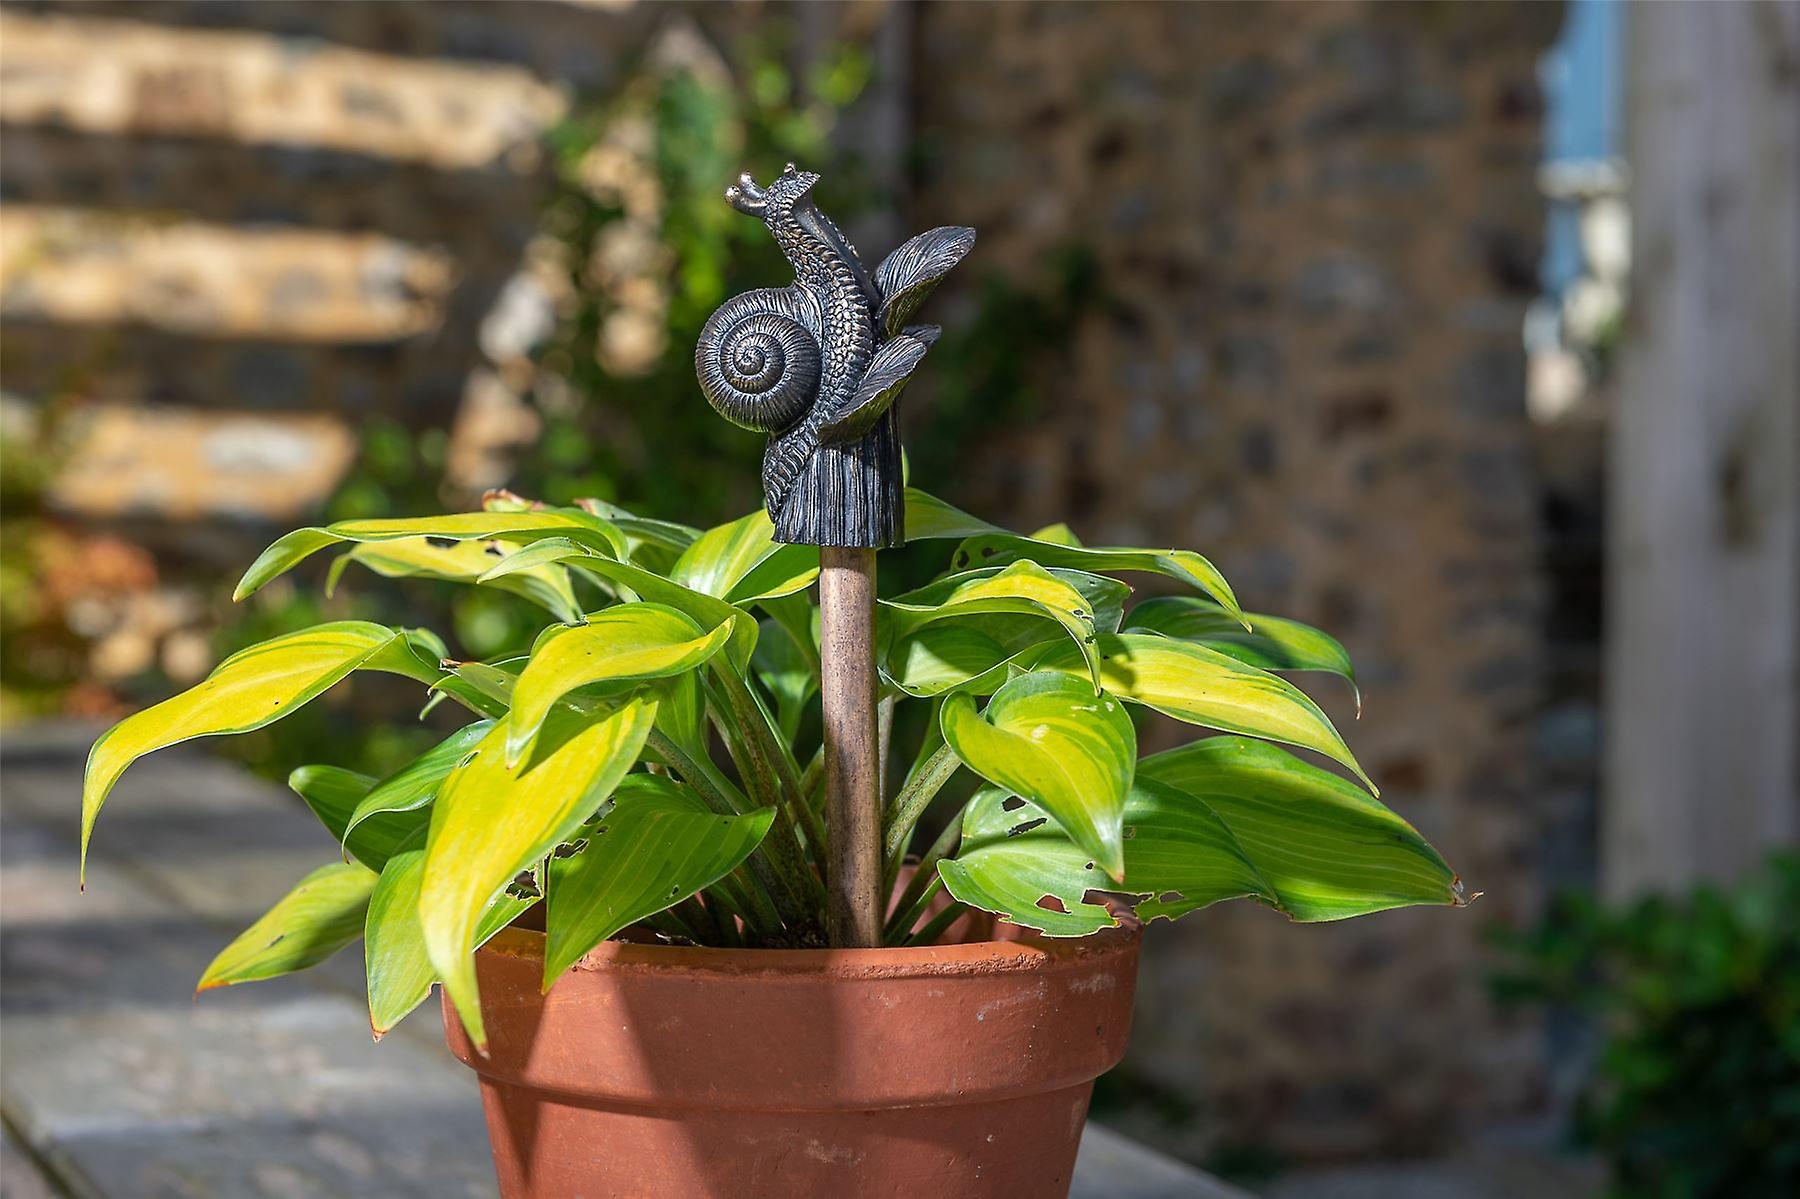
[[696, 164, 975, 548]]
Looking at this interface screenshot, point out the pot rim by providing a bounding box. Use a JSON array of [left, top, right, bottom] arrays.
[[480, 922, 1142, 982]]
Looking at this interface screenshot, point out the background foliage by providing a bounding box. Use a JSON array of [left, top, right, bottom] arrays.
[[1494, 854, 1800, 1198]]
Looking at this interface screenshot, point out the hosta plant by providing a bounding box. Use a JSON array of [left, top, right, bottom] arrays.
[[82, 486, 1464, 1048]]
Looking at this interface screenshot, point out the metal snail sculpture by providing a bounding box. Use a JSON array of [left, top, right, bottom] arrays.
[[696, 164, 975, 947], [696, 163, 975, 548]]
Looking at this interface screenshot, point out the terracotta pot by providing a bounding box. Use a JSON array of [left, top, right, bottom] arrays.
[[443, 925, 1142, 1198]]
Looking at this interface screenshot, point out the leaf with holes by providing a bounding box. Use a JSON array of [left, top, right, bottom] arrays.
[[421, 699, 655, 1050], [1126, 596, 1358, 708], [198, 860, 377, 990], [326, 537, 583, 624], [543, 775, 774, 986], [81, 622, 441, 881], [940, 781, 1271, 936], [1024, 633, 1375, 792], [504, 605, 731, 768], [941, 672, 1136, 879]]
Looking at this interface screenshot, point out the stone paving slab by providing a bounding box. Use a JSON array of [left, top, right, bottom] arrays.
[[1, 723, 1242, 1198]]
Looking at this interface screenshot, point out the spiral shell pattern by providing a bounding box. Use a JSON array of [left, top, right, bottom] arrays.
[[695, 290, 820, 433]]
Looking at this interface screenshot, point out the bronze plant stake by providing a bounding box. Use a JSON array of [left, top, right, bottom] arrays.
[[696, 164, 974, 947]]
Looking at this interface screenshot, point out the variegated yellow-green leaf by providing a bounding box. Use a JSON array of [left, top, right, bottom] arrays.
[[81, 622, 439, 881], [671, 509, 819, 604], [951, 536, 1240, 622], [572, 497, 700, 559], [234, 510, 626, 602], [883, 622, 1030, 696], [936, 781, 1274, 936], [1126, 596, 1358, 708], [363, 833, 534, 1038], [939, 781, 1269, 936], [326, 537, 583, 624], [1024, 633, 1375, 792], [1138, 737, 1461, 921], [941, 672, 1135, 879], [1027, 522, 1083, 546], [421, 700, 655, 1050], [543, 776, 774, 987], [505, 605, 731, 768], [198, 860, 377, 990], [287, 765, 425, 872], [340, 720, 494, 850], [884, 561, 1115, 688], [480, 538, 757, 671]]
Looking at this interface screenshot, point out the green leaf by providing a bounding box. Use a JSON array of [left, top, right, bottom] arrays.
[[81, 622, 438, 881], [903, 488, 1000, 541], [284, 765, 426, 872], [198, 861, 377, 990], [1126, 596, 1358, 707], [1024, 633, 1375, 792], [1138, 737, 1461, 921], [479, 538, 757, 671], [941, 672, 1135, 879], [884, 561, 1119, 690], [542, 776, 774, 986], [883, 622, 1031, 697], [950, 536, 1240, 621], [752, 612, 818, 740], [363, 833, 535, 1037], [328, 537, 583, 624], [421, 700, 656, 1050], [572, 497, 700, 558], [947, 739, 1465, 936], [939, 781, 1271, 936], [341, 721, 495, 850], [505, 605, 732, 768], [235, 510, 626, 602], [671, 509, 819, 604]]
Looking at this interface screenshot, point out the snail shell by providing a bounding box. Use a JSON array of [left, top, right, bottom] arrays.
[[695, 289, 820, 433]]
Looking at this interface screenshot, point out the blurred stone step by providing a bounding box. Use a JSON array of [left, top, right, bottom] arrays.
[[0, 9, 565, 172]]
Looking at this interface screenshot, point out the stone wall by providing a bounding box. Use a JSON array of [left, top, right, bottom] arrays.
[[910, 0, 1559, 1159], [1, 0, 1561, 1162]]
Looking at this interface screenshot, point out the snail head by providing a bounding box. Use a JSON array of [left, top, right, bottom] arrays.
[[724, 162, 820, 220]]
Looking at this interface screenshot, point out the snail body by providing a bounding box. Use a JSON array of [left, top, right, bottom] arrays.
[[697, 165, 974, 548]]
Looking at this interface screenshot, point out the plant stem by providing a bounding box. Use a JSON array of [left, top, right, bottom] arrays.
[[706, 669, 829, 862], [882, 741, 961, 870], [645, 728, 814, 934], [885, 815, 963, 942], [819, 546, 883, 948], [904, 900, 970, 948]]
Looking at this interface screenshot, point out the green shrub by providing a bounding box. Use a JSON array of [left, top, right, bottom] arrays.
[[1494, 855, 1800, 1198]]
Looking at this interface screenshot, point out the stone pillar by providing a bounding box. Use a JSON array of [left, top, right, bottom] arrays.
[[1603, 0, 1800, 899]]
